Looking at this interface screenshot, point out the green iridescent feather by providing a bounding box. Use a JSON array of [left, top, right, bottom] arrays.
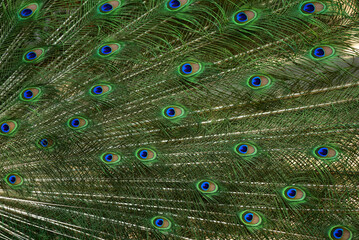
[[0, 0, 358, 239]]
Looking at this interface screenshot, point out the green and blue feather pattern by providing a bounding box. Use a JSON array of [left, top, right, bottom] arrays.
[[0, 0, 358, 239]]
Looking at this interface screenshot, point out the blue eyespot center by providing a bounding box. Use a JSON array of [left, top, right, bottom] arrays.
[[1, 123, 10, 133], [101, 3, 113, 12], [101, 46, 112, 55], [166, 108, 176, 117], [333, 228, 343, 239], [9, 175, 16, 184], [40, 139, 49, 147], [244, 213, 253, 222], [105, 154, 113, 162], [182, 64, 193, 74], [287, 188, 297, 198], [314, 47, 325, 57], [26, 51, 37, 60], [318, 147, 328, 157], [169, 0, 181, 8], [238, 145, 248, 154], [94, 86, 103, 94], [71, 119, 80, 128], [155, 219, 164, 227], [21, 8, 33, 17], [201, 182, 210, 191], [252, 77, 261, 87], [24, 90, 33, 99], [140, 150, 148, 159], [303, 3, 315, 13], [237, 12, 248, 22]]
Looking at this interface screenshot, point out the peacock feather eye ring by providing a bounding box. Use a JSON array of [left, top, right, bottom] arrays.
[[97, 43, 121, 57], [282, 186, 306, 202], [23, 49, 45, 62], [5, 173, 24, 188], [136, 148, 157, 162], [178, 61, 202, 77], [20, 87, 41, 101], [151, 216, 172, 230], [90, 84, 112, 96], [36, 137, 55, 149], [234, 10, 257, 25], [18, 3, 39, 19], [300, 1, 326, 14], [98, 1, 121, 14], [310, 46, 335, 59], [328, 226, 352, 240], [101, 152, 121, 164], [0, 120, 18, 136], [313, 145, 338, 160], [239, 210, 263, 226], [67, 116, 89, 130], [166, 0, 189, 11], [162, 105, 185, 119], [234, 143, 258, 156], [196, 180, 218, 194], [247, 75, 271, 89]]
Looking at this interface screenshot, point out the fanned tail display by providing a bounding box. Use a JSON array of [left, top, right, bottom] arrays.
[[0, 0, 358, 239]]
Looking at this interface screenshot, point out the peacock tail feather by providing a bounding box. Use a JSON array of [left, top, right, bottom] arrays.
[[0, 0, 358, 239]]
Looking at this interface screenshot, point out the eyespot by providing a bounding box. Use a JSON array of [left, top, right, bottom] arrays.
[[98, 44, 120, 57], [300, 2, 326, 14], [20, 87, 41, 101], [162, 106, 184, 119], [179, 62, 202, 77], [282, 186, 306, 202], [23, 49, 44, 62], [151, 216, 171, 230], [196, 180, 218, 194], [248, 75, 271, 89], [136, 148, 157, 161], [234, 10, 257, 25], [234, 143, 257, 156], [314, 146, 338, 160], [67, 117, 88, 130], [101, 152, 121, 164], [90, 84, 112, 96], [311, 46, 335, 59], [5, 173, 23, 188], [166, 0, 189, 11], [98, 1, 121, 14], [37, 137, 54, 149], [239, 210, 262, 226], [0, 121, 18, 136], [329, 226, 352, 240], [19, 4, 38, 19]]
